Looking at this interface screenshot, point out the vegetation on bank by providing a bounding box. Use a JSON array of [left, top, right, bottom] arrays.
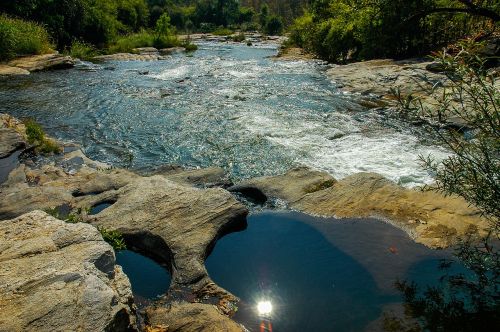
[[0, 0, 290, 61], [388, 40, 500, 332], [288, 0, 499, 63], [0, 15, 52, 61], [24, 119, 61, 155]]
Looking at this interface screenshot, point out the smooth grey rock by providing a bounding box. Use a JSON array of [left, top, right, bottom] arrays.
[[81, 175, 248, 291], [229, 166, 336, 204], [0, 211, 136, 331], [0, 128, 25, 158]]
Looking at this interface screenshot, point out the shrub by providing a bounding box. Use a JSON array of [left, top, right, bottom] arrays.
[[98, 227, 127, 251], [0, 15, 52, 60], [264, 15, 283, 35], [182, 41, 198, 52], [67, 40, 97, 60], [212, 27, 234, 36], [23, 118, 61, 155], [107, 30, 155, 53], [232, 32, 246, 42], [24, 119, 45, 144]]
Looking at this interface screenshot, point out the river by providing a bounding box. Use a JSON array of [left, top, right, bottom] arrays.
[[0, 42, 449, 187]]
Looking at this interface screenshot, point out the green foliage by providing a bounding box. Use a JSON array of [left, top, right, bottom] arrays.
[[99, 227, 127, 251], [194, 0, 240, 27], [212, 27, 234, 36], [182, 41, 198, 52], [23, 118, 61, 155], [107, 30, 154, 53], [264, 15, 284, 35], [67, 40, 97, 60], [0, 15, 52, 60], [0, 0, 150, 48], [232, 32, 246, 42], [24, 119, 45, 144], [290, 0, 500, 63], [394, 39, 499, 332]]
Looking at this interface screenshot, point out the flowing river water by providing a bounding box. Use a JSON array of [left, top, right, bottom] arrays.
[[0, 42, 449, 187], [1, 42, 458, 331]]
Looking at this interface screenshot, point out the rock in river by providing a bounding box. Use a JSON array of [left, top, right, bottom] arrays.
[[0, 211, 136, 331]]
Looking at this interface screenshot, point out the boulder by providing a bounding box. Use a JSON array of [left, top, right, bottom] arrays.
[[327, 59, 448, 100], [145, 302, 245, 332], [159, 47, 186, 55], [0, 164, 137, 220], [132, 47, 159, 55], [8, 53, 75, 72], [0, 211, 136, 331], [0, 149, 248, 299], [0, 128, 25, 158]]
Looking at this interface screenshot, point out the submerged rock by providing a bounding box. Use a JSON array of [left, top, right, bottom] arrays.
[[0, 211, 136, 331], [232, 168, 487, 248]]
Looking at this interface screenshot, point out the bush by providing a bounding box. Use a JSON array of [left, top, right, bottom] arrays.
[[67, 40, 97, 60], [232, 32, 246, 42], [289, 0, 499, 63], [264, 15, 284, 35], [0, 15, 52, 60], [23, 118, 61, 155], [212, 27, 234, 36], [107, 30, 154, 53], [182, 41, 198, 52]]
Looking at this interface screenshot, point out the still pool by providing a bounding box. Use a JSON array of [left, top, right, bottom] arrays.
[[115, 250, 170, 304], [205, 211, 455, 332]]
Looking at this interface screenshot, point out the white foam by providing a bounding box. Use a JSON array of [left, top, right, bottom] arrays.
[[239, 111, 450, 187], [150, 65, 191, 80]]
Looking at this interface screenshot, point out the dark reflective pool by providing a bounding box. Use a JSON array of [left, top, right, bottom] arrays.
[[206, 211, 454, 332], [89, 202, 114, 215], [116, 250, 170, 303]]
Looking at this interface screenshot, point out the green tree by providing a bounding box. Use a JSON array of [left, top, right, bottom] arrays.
[[264, 15, 283, 35]]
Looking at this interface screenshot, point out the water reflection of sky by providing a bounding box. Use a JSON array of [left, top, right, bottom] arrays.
[[206, 211, 454, 332]]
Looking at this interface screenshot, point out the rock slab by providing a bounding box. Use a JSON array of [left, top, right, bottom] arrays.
[[0, 211, 136, 332]]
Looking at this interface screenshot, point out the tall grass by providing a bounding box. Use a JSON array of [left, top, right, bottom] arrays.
[[67, 41, 97, 61], [107, 29, 179, 54], [0, 15, 52, 61]]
